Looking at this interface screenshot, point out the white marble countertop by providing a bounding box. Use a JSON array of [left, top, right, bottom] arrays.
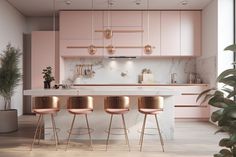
[[24, 86, 179, 96]]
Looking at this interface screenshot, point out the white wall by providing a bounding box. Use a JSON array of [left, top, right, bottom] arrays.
[[0, 0, 27, 115], [217, 0, 234, 76]]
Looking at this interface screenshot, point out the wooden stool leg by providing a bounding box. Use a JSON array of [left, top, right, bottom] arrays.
[[155, 114, 164, 152], [85, 114, 93, 151], [106, 114, 113, 151], [37, 115, 44, 145], [139, 114, 146, 145], [52, 114, 59, 145], [66, 114, 76, 151], [121, 114, 130, 151], [31, 114, 42, 151], [51, 114, 58, 151], [140, 114, 147, 152]]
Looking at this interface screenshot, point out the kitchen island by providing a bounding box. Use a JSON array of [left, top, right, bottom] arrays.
[[24, 86, 178, 140]]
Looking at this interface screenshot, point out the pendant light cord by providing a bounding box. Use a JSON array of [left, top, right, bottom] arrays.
[[147, 0, 150, 43], [91, 0, 94, 45]]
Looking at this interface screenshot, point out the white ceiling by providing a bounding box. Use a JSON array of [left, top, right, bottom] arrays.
[[7, 0, 214, 17]]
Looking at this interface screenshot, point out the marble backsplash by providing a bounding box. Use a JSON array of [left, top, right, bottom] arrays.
[[196, 56, 217, 88], [63, 58, 197, 84]]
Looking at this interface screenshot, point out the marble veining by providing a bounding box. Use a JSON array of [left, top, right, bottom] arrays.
[[63, 58, 196, 84]]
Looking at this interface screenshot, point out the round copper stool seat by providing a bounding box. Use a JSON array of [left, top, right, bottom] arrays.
[[31, 96, 60, 151], [104, 96, 130, 151], [138, 96, 164, 152], [66, 96, 94, 151]]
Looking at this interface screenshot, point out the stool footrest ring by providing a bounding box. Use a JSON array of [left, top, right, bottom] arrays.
[[67, 127, 94, 135], [137, 128, 162, 135], [105, 127, 129, 135]]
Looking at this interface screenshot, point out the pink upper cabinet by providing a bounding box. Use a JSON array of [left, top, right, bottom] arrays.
[[60, 11, 104, 57], [181, 11, 201, 56], [60, 11, 103, 40], [142, 11, 161, 56], [104, 11, 142, 27], [160, 11, 181, 56], [103, 11, 143, 56]]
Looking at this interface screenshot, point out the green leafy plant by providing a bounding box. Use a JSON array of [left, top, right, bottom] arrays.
[[42, 66, 54, 83], [197, 44, 236, 157], [0, 44, 21, 110]]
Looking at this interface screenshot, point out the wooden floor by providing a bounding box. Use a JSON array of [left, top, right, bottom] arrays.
[[0, 116, 224, 157]]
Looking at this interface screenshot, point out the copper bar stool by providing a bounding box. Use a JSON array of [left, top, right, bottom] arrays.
[[104, 96, 130, 151], [31, 96, 60, 151], [66, 96, 93, 151], [138, 96, 164, 152]]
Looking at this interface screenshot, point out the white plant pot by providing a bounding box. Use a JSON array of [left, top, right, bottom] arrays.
[[0, 109, 18, 133]]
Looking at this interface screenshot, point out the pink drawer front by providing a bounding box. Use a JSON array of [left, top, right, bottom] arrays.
[[175, 106, 210, 118], [175, 94, 200, 106]]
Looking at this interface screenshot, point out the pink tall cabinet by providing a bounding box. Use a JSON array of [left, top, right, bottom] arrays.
[[31, 31, 59, 88]]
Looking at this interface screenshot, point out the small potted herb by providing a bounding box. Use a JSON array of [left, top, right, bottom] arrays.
[[42, 66, 54, 89]]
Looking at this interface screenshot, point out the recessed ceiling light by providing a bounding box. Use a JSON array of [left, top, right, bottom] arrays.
[[181, 0, 188, 6], [135, 0, 141, 5], [108, 0, 116, 6], [65, 0, 72, 5]]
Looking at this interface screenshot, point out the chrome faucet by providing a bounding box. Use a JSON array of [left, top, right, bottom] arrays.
[[171, 73, 177, 84]]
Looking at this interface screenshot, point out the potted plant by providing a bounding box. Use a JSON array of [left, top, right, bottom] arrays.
[[197, 44, 236, 157], [42, 66, 54, 89], [0, 43, 21, 133]]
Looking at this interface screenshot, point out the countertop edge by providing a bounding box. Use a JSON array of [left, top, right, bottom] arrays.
[[72, 84, 208, 86]]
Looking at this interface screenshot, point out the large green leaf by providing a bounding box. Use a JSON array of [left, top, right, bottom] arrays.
[[219, 76, 236, 87], [211, 109, 224, 122], [227, 91, 236, 98], [222, 87, 233, 94], [215, 149, 233, 157], [217, 69, 236, 82], [215, 126, 230, 134], [219, 138, 233, 147], [224, 44, 236, 52], [196, 88, 216, 102], [199, 94, 214, 105], [208, 97, 234, 108], [227, 109, 236, 119]]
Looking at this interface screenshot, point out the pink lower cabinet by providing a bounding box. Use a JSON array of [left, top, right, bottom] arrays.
[[31, 31, 58, 88], [169, 85, 210, 119]]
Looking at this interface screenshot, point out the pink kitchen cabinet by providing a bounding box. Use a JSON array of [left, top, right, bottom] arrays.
[[142, 11, 161, 56], [160, 11, 181, 56], [103, 11, 142, 27], [168, 85, 210, 119], [31, 31, 59, 88], [103, 11, 143, 57], [60, 11, 104, 57], [181, 11, 201, 56]]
